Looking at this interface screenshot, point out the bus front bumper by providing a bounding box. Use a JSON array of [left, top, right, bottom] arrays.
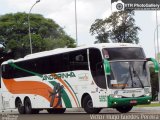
[[108, 96, 152, 108]]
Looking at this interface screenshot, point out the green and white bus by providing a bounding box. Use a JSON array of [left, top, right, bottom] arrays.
[[0, 43, 158, 114]]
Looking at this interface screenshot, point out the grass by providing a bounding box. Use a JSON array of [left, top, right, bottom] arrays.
[[135, 103, 160, 107]]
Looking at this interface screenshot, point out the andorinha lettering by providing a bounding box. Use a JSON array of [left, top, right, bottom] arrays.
[[42, 72, 76, 81]]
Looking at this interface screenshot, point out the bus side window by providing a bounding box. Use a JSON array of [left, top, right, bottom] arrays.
[[63, 54, 70, 71], [69, 49, 89, 71], [2, 65, 13, 79]]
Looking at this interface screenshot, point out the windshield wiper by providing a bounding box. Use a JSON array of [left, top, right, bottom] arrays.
[[133, 70, 144, 88], [122, 63, 144, 89], [122, 64, 133, 89]]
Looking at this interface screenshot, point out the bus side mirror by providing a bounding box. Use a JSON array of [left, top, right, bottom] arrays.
[[103, 59, 111, 75], [147, 58, 159, 73]]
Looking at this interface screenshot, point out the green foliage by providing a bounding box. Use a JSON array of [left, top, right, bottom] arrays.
[[150, 67, 159, 101], [0, 12, 76, 59], [90, 10, 141, 44]]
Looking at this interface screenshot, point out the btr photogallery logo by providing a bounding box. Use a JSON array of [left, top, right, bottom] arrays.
[[112, 0, 125, 12]]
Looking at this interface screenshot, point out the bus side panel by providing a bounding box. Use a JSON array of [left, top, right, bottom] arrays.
[[68, 71, 108, 108], [16, 94, 51, 109], [0, 89, 3, 110], [1, 77, 71, 109], [1, 79, 16, 109], [78, 86, 108, 108]]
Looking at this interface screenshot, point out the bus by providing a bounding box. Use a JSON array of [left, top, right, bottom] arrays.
[[0, 43, 159, 114]]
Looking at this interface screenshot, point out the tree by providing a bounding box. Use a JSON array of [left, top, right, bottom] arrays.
[[0, 12, 76, 59], [90, 10, 141, 44]]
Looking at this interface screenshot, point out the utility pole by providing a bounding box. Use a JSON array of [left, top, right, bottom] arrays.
[[28, 0, 40, 54], [75, 0, 78, 46]]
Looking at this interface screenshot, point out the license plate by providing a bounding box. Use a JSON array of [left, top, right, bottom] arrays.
[[130, 100, 137, 104]]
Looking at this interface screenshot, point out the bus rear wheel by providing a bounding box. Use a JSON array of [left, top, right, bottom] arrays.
[[83, 95, 101, 114], [47, 108, 66, 114], [116, 106, 133, 113], [24, 98, 33, 114], [16, 99, 25, 114]]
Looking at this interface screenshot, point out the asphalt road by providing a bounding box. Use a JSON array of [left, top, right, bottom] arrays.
[[1, 107, 160, 120]]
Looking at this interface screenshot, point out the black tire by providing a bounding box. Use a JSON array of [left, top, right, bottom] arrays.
[[83, 95, 101, 114], [116, 106, 133, 113], [16, 99, 25, 114], [24, 98, 32, 114], [47, 108, 66, 114]]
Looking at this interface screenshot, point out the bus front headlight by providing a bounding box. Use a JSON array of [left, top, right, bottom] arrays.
[[145, 93, 151, 96], [144, 88, 151, 96]]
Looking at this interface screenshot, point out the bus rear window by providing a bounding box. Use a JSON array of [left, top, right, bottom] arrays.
[[103, 47, 145, 60]]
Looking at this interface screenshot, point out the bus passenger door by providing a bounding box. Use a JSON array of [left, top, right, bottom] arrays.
[[89, 48, 108, 107]]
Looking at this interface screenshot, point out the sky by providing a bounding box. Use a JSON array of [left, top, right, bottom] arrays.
[[0, 0, 160, 58]]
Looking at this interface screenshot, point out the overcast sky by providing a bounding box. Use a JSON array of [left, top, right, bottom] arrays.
[[0, 0, 160, 58]]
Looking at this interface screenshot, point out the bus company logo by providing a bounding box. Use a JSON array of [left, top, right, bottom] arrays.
[[43, 72, 76, 81], [132, 93, 135, 97], [114, 90, 118, 95], [78, 73, 89, 81]]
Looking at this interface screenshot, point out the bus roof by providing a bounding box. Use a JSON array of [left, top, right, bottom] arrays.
[[2, 43, 141, 64]]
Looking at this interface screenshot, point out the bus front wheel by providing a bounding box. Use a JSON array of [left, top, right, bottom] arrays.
[[116, 106, 133, 113], [83, 95, 101, 114]]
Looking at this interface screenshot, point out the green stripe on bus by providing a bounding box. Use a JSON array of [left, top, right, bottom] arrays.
[[49, 81, 72, 108], [64, 80, 80, 107], [8, 62, 43, 78]]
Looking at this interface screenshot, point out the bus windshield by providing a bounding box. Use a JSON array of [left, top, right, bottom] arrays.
[[107, 61, 150, 89], [102, 47, 150, 89]]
